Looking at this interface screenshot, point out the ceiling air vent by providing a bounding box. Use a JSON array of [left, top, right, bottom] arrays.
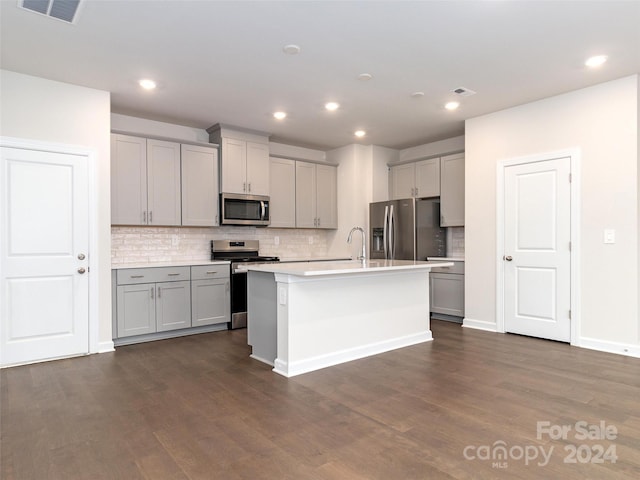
[[19, 0, 83, 24], [451, 87, 477, 97]]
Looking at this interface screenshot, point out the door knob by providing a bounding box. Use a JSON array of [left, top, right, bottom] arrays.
[[78, 253, 86, 260], [77, 267, 86, 274], [503, 255, 513, 261]]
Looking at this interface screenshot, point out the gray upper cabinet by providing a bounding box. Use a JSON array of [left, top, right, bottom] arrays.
[[390, 158, 440, 199], [147, 139, 181, 226], [295, 161, 337, 229], [111, 134, 147, 225], [269, 157, 296, 228], [181, 144, 219, 226], [111, 134, 181, 226], [440, 153, 465, 227], [208, 125, 271, 196]]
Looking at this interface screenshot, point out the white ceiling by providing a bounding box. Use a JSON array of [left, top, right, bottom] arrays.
[[1, 1, 639, 150]]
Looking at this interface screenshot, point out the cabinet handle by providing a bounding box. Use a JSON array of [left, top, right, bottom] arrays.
[[130, 275, 144, 279], [243, 182, 247, 192], [158, 287, 161, 298], [167, 273, 181, 276], [225, 281, 230, 293], [415, 187, 419, 196], [149, 211, 153, 223], [143, 211, 147, 223], [318, 217, 321, 227], [150, 287, 154, 299], [248, 182, 251, 192], [205, 271, 217, 274]]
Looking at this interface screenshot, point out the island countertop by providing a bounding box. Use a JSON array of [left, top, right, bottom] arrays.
[[243, 259, 454, 277]]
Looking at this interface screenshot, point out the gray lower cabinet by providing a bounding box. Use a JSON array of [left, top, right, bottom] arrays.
[[191, 265, 230, 327], [430, 261, 465, 321], [114, 264, 230, 343]]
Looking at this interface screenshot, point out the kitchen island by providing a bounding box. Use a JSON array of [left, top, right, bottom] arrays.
[[245, 259, 453, 377]]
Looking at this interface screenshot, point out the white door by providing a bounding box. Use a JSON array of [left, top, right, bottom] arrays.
[[504, 157, 571, 342], [1, 147, 89, 366]]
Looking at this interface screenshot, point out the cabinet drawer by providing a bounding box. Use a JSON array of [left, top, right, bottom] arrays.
[[116, 266, 190, 285], [430, 261, 464, 274], [191, 264, 230, 281]]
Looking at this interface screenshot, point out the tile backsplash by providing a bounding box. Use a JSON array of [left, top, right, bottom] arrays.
[[447, 227, 465, 257], [111, 226, 331, 266]]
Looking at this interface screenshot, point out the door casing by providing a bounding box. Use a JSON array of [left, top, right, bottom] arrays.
[[0, 136, 101, 366], [496, 148, 581, 346]]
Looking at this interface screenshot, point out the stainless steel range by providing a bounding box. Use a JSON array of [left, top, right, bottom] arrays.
[[211, 240, 279, 329]]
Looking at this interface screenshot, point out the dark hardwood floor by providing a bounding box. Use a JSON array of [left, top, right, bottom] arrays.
[[2, 320, 639, 479]]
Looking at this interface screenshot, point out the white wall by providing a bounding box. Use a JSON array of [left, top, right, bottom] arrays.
[[465, 75, 639, 354], [111, 113, 209, 144], [0, 70, 112, 350], [398, 135, 465, 163]]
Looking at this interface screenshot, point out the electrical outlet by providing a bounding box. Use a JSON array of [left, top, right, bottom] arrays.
[[604, 229, 615, 244]]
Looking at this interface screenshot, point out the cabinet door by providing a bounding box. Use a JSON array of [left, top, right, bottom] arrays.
[[181, 144, 219, 226], [221, 138, 247, 194], [440, 153, 465, 227], [316, 164, 338, 229], [415, 158, 440, 198], [295, 161, 317, 228], [147, 139, 181, 226], [116, 284, 156, 337], [156, 281, 191, 332], [430, 273, 464, 317], [111, 134, 147, 225], [269, 157, 296, 228], [191, 279, 230, 327], [391, 163, 415, 199], [246, 142, 270, 196]]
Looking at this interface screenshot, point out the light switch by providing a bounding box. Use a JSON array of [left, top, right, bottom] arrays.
[[604, 229, 616, 244]]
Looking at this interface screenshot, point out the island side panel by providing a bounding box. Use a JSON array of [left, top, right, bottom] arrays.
[[273, 269, 432, 377], [247, 270, 278, 365]]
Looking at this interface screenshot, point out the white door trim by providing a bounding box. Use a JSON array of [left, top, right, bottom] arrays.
[[0, 136, 101, 356], [496, 148, 581, 346]]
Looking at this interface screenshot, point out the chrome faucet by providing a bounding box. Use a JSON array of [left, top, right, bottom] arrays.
[[347, 226, 366, 261]]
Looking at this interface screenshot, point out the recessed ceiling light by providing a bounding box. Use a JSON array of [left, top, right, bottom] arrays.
[[354, 130, 366, 138], [273, 111, 287, 120], [325, 102, 340, 111], [585, 55, 607, 68], [282, 44, 301, 55], [411, 91, 425, 98], [357, 73, 373, 81], [139, 79, 156, 90], [445, 101, 460, 111]]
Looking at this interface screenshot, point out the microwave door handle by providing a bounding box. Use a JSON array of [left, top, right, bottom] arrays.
[[260, 201, 266, 221], [383, 206, 389, 260]]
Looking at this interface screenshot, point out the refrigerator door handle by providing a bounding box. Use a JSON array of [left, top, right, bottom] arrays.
[[383, 205, 389, 259], [389, 205, 396, 260]]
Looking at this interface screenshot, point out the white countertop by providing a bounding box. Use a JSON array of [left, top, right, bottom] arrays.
[[244, 259, 454, 276], [427, 256, 465, 262], [112, 260, 230, 270], [278, 256, 352, 263]]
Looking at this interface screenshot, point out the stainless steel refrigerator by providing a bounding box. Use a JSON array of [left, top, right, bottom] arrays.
[[370, 198, 446, 260]]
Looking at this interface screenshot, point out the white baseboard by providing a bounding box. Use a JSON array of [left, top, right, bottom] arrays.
[[273, 331, 433, 377], [578, 337, 640, 359], [462, 317, 499, 332], [250, 354, 274, 367], [98, 341, 115, 353]]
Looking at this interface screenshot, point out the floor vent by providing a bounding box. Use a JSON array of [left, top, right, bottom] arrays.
[[451, 87, 477, 97], [19, 0, 82, 24]]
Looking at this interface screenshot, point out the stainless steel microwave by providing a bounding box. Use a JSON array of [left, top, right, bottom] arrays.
[[220, 193, 270, 226]]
